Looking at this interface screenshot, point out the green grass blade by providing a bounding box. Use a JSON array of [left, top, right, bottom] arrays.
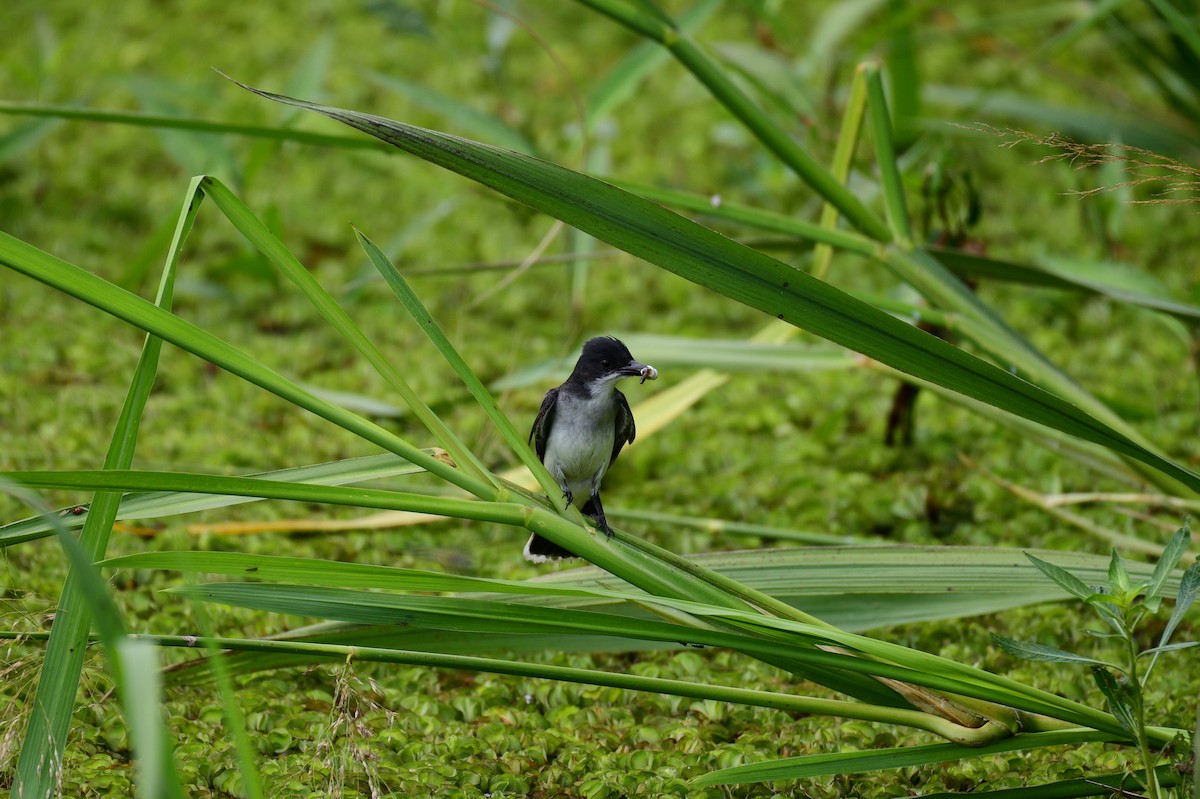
[[692, 729, 1116, 785], [132, 633, 970, 738], [354, 229, 559, 506], [0, 453, 426, 546], [812, 63, 869, 280], [0, 228, 493, 499], [0, 100, 389, 150], [4, 470, 531, 525], [12, 177, 198, 798], [863, 61, 913, 244], [226, 81, 1200, 495], [367, 72, 537, 155], [883, 0, 921, 149], [933, 247, 1200, 325], [199, 176, 494, 485], [586, 0, 722, 129], [918, 765, 1180, 798], [1145, 0, 1200, 62], [574, 0, 891, 241], [103, 551, 610, 598], [610, 178, 880, 255]]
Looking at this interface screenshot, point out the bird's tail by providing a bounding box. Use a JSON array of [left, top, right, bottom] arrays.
[[523, 533, 577, 562]]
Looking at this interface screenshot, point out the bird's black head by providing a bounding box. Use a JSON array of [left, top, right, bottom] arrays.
[[569, 336, 658, 387]]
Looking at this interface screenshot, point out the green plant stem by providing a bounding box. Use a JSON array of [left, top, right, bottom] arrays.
[[122, 634, 990, 741], [1125, 634, 1163, 799], [812, 65, 869, 280]]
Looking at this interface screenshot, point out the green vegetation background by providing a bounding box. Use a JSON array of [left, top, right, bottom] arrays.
[[1, 1, 1197, 796]]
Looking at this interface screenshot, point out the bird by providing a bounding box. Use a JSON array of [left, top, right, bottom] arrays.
[[523, 336, 658, 562]]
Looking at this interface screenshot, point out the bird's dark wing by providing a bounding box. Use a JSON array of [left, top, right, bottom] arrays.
[[529, 388, 559, 462], [611, 389, 636, 465]]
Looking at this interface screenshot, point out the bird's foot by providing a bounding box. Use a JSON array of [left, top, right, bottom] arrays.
[[561, 488, 573, 506]]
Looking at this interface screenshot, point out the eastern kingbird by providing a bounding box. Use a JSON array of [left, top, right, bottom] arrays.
[[523, 336, 658, 562]]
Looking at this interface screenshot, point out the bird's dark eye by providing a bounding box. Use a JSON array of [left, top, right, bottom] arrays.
[[600, 359, 611, 368]]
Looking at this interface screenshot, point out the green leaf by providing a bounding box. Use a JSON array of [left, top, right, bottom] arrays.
[[0, 454, 425, 547], [0, 100, 388, 151], [367, 71, 537, 155], [1138, 641, 1198, 657], [991, 635, 1109, 667], [1108, 549, 1132, 594], [1090, 666, 1140, 739], [225, 79, 1200, 496], [1025, 553, 1095, 601], [692, 729, 1116, 786], [1145, 524, 1192, 605], [354, 229, 560, 507], [587, 0, 723, 129], [1157, 560, 1200, 652], [932, 247, 1200, 327], [200, 176, 494, 487]]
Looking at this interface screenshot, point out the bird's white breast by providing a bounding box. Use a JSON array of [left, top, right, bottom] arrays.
[[543, 391, 616, 501]]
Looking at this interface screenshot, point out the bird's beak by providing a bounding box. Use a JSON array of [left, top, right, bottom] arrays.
[[621, 361, 658, 384]]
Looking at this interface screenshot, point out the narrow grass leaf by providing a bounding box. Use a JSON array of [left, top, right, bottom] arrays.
[[692, 729, 1116, 786], [932, 247, 1200, 325], [4, 470, 532, 526], [200, 176, 493, 485], [586, 0, 722, 128], [0, 229, 490, 497], [908, 766, 1179, 799], [354, 229, 561, 506], [0, 454, 425, 546], [0, 100, 389, 150], [134, 632, 972, 740], [228, 80, 1200, 495], [368, 72, 536, 155], [863, 62, 912, 243], [168, 578, 1128, 733]]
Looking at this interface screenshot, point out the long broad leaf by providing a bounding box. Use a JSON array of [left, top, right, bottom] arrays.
[[226, 80, 1200, 496]]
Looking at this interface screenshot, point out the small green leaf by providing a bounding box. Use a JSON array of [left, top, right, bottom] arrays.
[[1145, 524, 1191, 603], [1137, 641, 1198, 657], [1158, 560, 1200, 651], [1090, 666, 1140, 740], [1108, 550, 1131, 594], [991, 635, 1109, 666], [1025, 553, 1093, 600]]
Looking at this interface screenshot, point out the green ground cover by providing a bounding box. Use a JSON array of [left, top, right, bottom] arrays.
[[2, 1, 1198, 797]]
